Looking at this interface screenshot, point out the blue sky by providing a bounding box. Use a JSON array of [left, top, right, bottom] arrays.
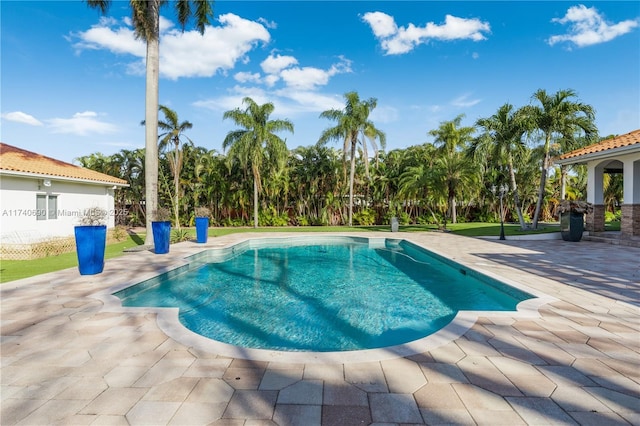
[[2, 1, 639, 164]]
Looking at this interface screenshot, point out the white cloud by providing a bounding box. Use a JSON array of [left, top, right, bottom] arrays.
[[261, 53, 298, 74], [370, 105, 399, 124], [71, 13, 270, 80], [234, 71, 262, 83], [279, 57, 352, 90], [160, 14, 270, 79], [237, 53, 353, 91], [451, 93, 481, 108], [362, 12, 491, 55], [194, 48, 351, 117], [71, 16, 145, 56], [46, 111, 118, 136], [1, 111, 43, 126], [258, 17, 277, 30], [548, 5, 639, 48], [257, 53, 352, 90], [194, 85, 344, 117], [273, 89, 345, 114], [361, 11, 398, 38], [193, 86, 269, 112], [280, 67, 333, 90], [264, 74, 280, 87]]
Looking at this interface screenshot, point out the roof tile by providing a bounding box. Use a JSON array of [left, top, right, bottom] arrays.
[[0, 143, 128, 185], [558, 129, 640, 160]]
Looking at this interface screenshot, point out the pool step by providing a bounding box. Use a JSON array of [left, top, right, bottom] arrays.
[[583, 232, 640, 248]]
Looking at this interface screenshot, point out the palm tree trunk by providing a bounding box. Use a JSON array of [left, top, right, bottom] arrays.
[[173, 140, 181, 229], [559, 165, 567, 200], [532, 135, 551, 229], [143, 22, 160, 246], [449, 186, 457, 224], [174, 161, 180, 229], [253, 175, 259, 228], [348, 141, 356, 227], [508, 154, 526, 229]]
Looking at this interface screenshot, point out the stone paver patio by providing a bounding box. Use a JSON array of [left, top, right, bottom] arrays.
[[1, 231, 639, 425]]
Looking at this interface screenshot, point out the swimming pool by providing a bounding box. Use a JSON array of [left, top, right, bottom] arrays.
[[113, 236, 535, 352]]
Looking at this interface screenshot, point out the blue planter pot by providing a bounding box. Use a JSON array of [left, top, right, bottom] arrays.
[[75, 225, 107, 275], [152, 221, 171, 254], [560, 212, 585, 242], [195, 217, 209, 243]]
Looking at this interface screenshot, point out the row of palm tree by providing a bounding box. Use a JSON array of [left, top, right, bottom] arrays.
[[77, 86, 620, 231], [83, 0, 604, 242]]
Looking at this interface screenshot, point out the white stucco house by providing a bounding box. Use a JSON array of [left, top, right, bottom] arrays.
[[555, 129, 640, 240], [0, 143, 128, 257]]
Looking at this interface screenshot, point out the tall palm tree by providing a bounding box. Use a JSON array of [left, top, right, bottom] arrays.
[[433, 153, 478, 226], [112, 148, 145, 225], [157, 105, 193, 228], [319, 91, 386, 226], [222, 97, 294, 228], [429, 114, 475, 156], [395, 144, 437, 222], [523, 89, 597, 228], [428, 115, 476, 223], [194, 148, 224, 219], [472, 103, 529, 229], [85, 0, 213, 245]]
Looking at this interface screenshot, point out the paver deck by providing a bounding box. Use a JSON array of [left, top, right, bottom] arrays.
[[1, 231, 639, 425]]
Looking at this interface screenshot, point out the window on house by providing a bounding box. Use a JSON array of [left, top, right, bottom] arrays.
[[48, 195, 57, 219], [36, 195, 47, 221], [36, 194, 58, 220]]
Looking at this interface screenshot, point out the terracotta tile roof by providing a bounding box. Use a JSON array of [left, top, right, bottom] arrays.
[[0, 143, 128, 186], [558, 129, 640, 160]]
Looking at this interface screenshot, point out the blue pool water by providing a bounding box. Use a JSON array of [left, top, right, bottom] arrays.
[[114, 237, 533, 352]]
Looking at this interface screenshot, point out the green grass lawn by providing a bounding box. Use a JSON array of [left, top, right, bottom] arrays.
[[0, 234, 145, 284], [0, 221, 563, 284], [206, 222, 561, 237], [443, 222, 560, 237], [605, 221, 621, 231]]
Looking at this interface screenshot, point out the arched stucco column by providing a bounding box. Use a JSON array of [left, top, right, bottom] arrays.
[[621, 158, 640, 237], [586, 161, 606, 233]]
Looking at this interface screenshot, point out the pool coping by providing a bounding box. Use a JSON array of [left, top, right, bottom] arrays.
[[90, 234, 558, 364]]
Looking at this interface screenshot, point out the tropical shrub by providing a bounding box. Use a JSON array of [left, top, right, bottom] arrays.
[[111, 225, 128, 242], [171, 228, 191, 243], [604, 210, 620, 222], [128, 212, 143, 227], [416, 215, 430, 225], [312, 216, 329, 226], [353, 209, 376, 226], [417, 212, 443, 225], [397, 211, 411, 225], [295, 216, 310, 226], [223, 217, 247, 227], [383, 204, 410, 225], [259, 206, 289, 226]]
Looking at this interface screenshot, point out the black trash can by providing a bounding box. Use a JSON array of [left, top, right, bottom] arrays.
[[560, 211, 584, 242]]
